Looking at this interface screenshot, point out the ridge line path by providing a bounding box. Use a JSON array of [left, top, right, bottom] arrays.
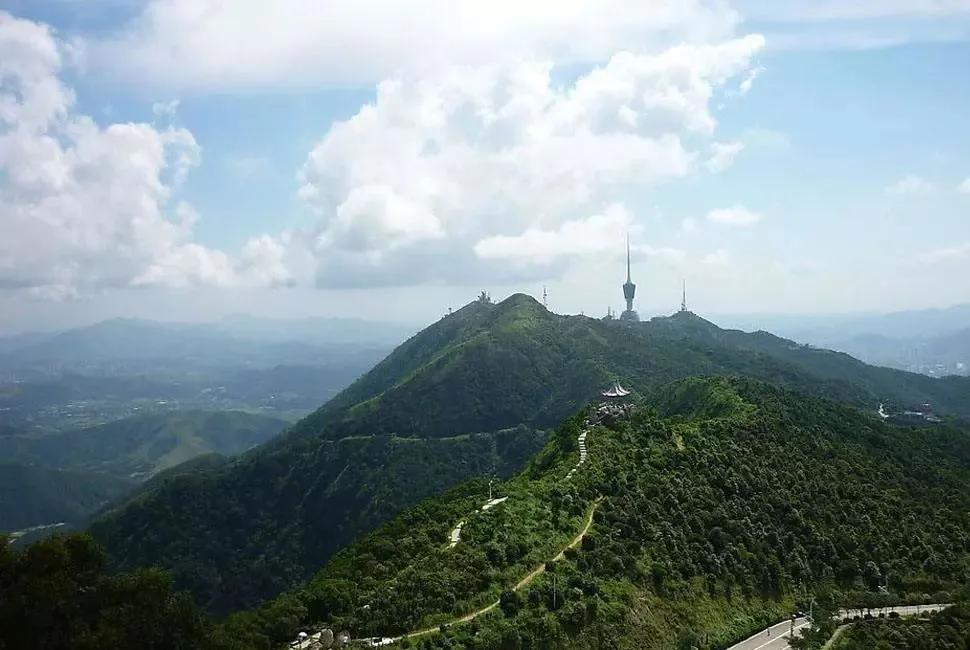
[[390, 498, 603, 643]]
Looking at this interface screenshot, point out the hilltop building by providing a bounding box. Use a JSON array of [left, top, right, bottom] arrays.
[[602, 381, 631, 398], [619, 235, 640, 323]]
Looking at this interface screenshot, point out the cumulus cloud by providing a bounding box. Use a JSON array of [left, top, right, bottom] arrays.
[[89, 0, 742, 90], [706, 141, 745, 172], [958, 177, 970, 195], [3, 8, 768, 297], [474, 204, 637, 265], [297, 35, 766, 288], [0, 12, 290, 300], [886, 174, 936, 197], [706, 205, 763, 226]]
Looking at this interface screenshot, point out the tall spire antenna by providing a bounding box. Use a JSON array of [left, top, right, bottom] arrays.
[[542, 285, 548, 309], [681, 279, 687, 312], [626, 232, 632, 283]]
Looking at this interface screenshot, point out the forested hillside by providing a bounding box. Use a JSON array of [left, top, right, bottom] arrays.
[[0, 409, 288, 480], [9, 378, 970, 649], [645, 311, 970, 415], [0, 533, 212, 650], [829, 604, 970, 649], [89, 295, 970, 617], [215, 377, 970, 650], [0, 463, 133, 531]]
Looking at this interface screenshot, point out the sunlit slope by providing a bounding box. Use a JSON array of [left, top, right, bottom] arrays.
[[90, 294, 959, 617], [218, 377, 970, 650]]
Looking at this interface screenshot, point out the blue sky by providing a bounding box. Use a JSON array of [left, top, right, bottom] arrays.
[[1, 1, 969, 333]]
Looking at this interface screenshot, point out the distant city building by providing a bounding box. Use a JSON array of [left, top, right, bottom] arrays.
[[619, 235, 640, 323]]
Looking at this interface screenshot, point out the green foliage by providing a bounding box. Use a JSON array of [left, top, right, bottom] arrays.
[[0, 462, 134, 531], [91, 295, 970, 619], [0, 409, 287, 480], [91, 430, 548, 617], [831, 603, 970, 649], [205, 377, 970, 649], [0, 532, 212, 650]]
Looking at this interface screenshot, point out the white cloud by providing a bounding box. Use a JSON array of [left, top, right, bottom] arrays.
[[706, 205, 762, 226], [957, 177, 970, 195], [886, 174, 937, 197], [88, 0, 743, 90], [706, 141, 745, 172], [151, 99, 180, 118], [474, 203, 637, 265], [0, 12, 290, 300], [702, 249, 732, 266], [739, 65, 764, 93], [918, 243, 970, 264], [296, 35, 766, 287]]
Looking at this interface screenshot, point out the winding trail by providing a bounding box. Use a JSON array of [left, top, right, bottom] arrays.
[[390, 498, 602, 643]]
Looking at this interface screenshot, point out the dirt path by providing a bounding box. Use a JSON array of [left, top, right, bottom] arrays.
[[391, 499, 601, 642]]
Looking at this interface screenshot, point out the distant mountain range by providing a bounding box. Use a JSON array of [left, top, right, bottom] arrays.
[[0, 316, 413, 376], [712, 303, 970, 377], [88, 294, 970, 617], [0, 410, 288, 533], [713, 302, 970, 341], [820, 327, 970, 377]]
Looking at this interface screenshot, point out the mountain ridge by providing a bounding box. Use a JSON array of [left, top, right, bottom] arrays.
[[88, 293, 970, 617]]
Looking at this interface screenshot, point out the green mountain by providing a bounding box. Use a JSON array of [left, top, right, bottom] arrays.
[[644, 311, 970, 413], [0, 463, 134, 531], [7, 377, 970, 649], [88, 295, 970, 617], [215, 377, 970, 650], [0, 410, 289, 480]]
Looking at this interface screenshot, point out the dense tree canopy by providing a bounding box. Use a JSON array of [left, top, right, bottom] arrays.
[[88, 296, 970, 617], [211, 377, 970, 649], [0, 533, 210, 650], [831, 603, 970, 649]]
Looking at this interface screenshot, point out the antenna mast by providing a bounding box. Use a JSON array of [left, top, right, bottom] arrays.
[[542, 286, 548, 309], [681, 279, 687, 312]]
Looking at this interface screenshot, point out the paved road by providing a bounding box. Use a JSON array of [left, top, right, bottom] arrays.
[[727, 617, 810, 650], [727, 604, 952, 650], [836, 603, 950, 620]]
